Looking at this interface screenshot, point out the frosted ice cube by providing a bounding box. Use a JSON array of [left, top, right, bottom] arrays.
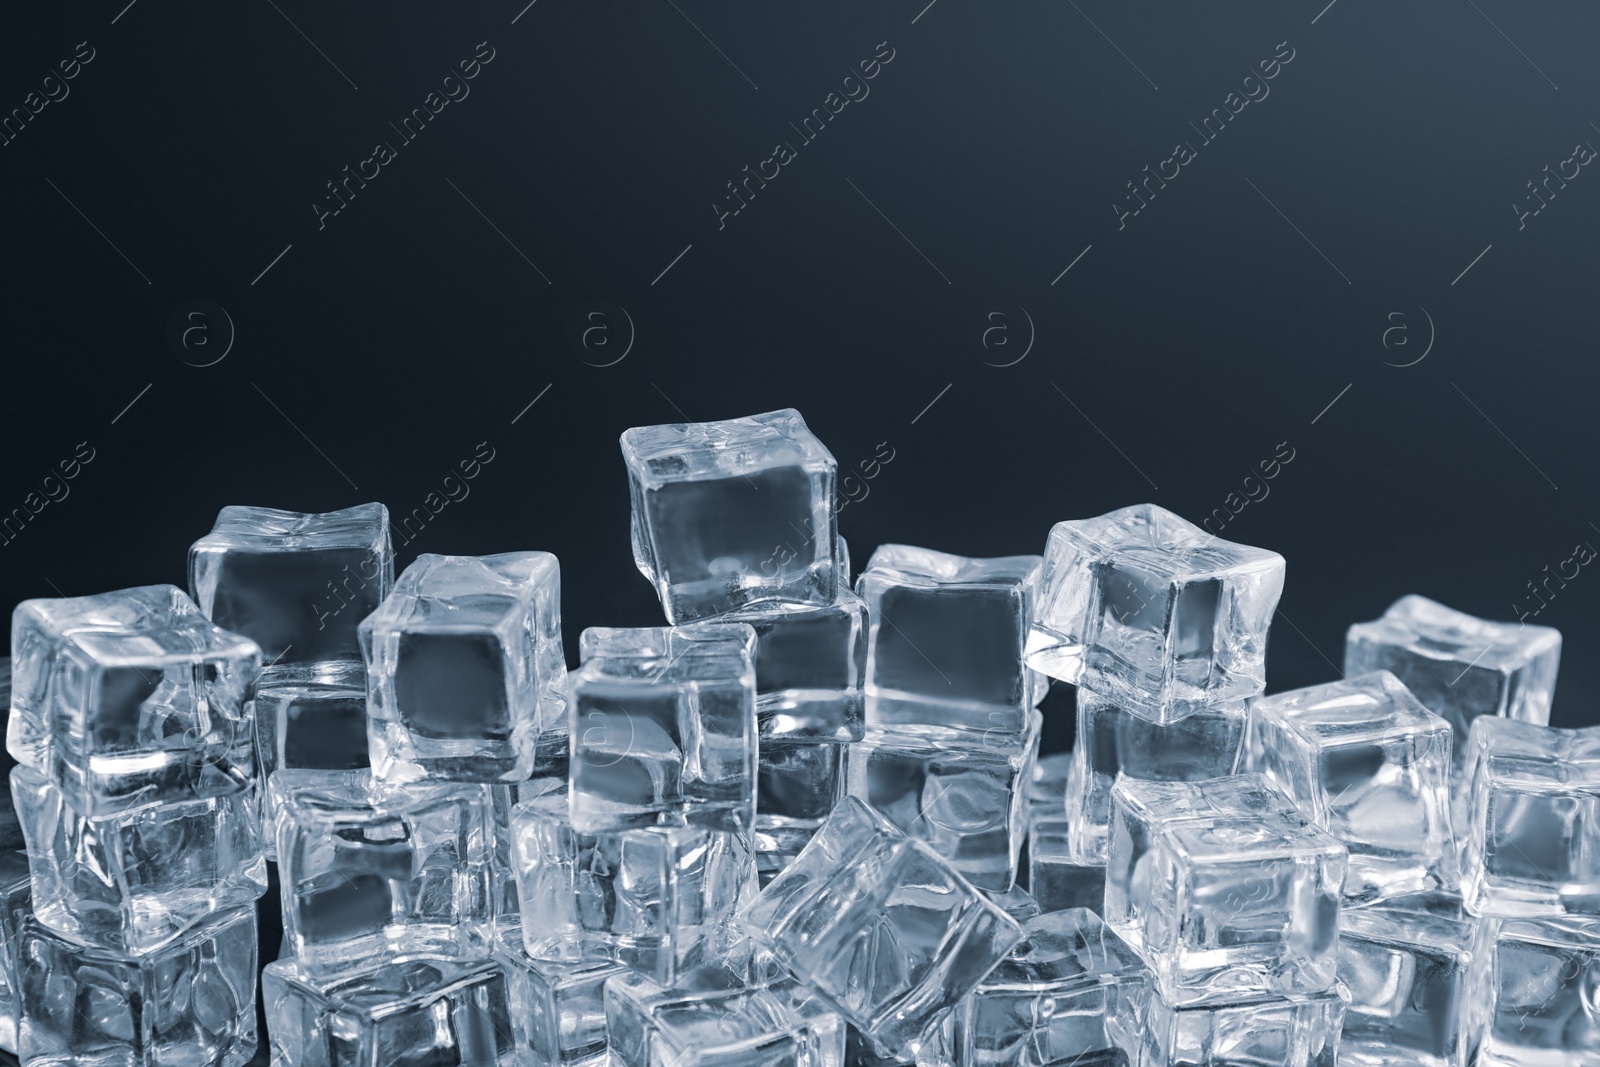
[[1468, 915, 1600, 1066], [1105, 774, 1347, 1005], [1246, 671, 1456, 903], [189, 502, 393, 667], [1026, 504, 1285, 720], [0, 848, 30, 1055], [569, 625, 757, 835], [493, 940, 621, 1067], [1344, 596, 1560, 767], [622, 409, 839, 622], [1069, 685, 1247, 863], [18, 905, 258, 1067], [846, 713, 1040, 892], [1109, 983, 1349, 1067], [857, 545, 1044, 739], [740, 796, 1025, 1060], [361, 552, 567, 784], [8, 584, 260, 814], [1027, 818, 1106, 916], [1460, 716, 1600, 918]]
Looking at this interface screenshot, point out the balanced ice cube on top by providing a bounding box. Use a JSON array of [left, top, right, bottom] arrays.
[[1027, 504, 1285, 721], [361, 552, 567, 784], [189, 502, 393, 668], [1344, 595, 1560, 767], [1245, 671, 1456, 904], [8, 584, 260, 814], [621, 409, 839, 622], [569, 625, 757, 835], [857, 545, 1044, 738]]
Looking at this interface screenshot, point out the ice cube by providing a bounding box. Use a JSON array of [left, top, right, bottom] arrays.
[[569, 625, 757, 835], [1109, 983, 1349, 1067], [189, 502, 393, 668], [846, 712, 1039, 892], [1026, 504, 1285, 720], [946, 908, 1147, 1067], [18, 905, 258, 1067], [1460, 716, 1600, 918], [740, 796, 1025, 1060], [256, 662, 369, 860], [263, 955, 513, 1067], [1069, 685, 1247, 863], [1344, 596, 1560, 767], [273, 770, 496, 975], [1027, 818, 1106, 916], [857, 545, 1044, 739], [1026, 751, 1073, 815], [493, 940, 621, 1067], [8, 584, 260, 814], [510, 793, 754, 984], [11, 764, 266, 954], [622, 409, 839, 622], [1245, 671, 1456, 904], [1105, 774, 1347, 1005], [607, 964, 845, 1067], [0, 848, 31, 1055], [362, 552, 567, 784], [1468, 915, 1600, 1065], [985, 884, 1042, 924]]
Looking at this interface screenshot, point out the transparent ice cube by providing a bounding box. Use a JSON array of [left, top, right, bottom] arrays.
[[189, 502, 393, 667], [1108, 982, 1349, 1067], [1027, 817, 1106, 916], [1468, 915, 1600, 1065], [361, 552, 567, 784], [569, 625, 757, 836], [1026, 504, 1285, 720], [622, 409, 839, 622], [493, 940, 621, 1067], [1026, 750, 1073, 816], [1246, 671, 1456, 904], [0, 848, 30, 1055], [856, 545, 1045, 740], [256, 661, 369, 860], [984, 884, 1042, 924], [1105, 774, 1347, 1005]]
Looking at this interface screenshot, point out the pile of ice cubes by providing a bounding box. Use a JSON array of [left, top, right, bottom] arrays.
[[0, 407, 1593, 1067]]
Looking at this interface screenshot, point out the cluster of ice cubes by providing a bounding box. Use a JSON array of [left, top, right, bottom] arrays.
[[0, 407, 1594, 1066]]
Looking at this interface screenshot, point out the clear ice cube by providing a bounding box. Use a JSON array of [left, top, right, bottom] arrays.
[[622, 409, 839, 622], [1468, 915, 1600, 1065], [1026, 750, 1072, 816], [493, 940, 621, 1067], [857, 545, 1045, 739], [8, 584, 260, 814], [569, 625, 757, 835], [1105, 774, 1347, 1005], [740, 796, 1025, 1060], [1245, 671, 1456, 903], [256, 661, 369, 860], [1026, 504, 1285, 720], [361, 552, 567, 784], [985, 884, 1042, 924], [0, 848, 30, 1055], [1027, 817, 1106, 916], [1108, 983, 1349, 1067], [189, 502, 393, 667]]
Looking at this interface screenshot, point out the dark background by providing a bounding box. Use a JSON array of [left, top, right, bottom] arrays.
[[0, 3, 1596, 1061]]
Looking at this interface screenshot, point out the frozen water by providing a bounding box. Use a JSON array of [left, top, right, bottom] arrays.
[[1468, 915, 1600, 1066], [1027, 817, 1106, 916], [256, 661, 369, 860], [984, 884, 1042, 924], [1246, 671, 1456, 903], [1026, 504, 1285, 720], [740, 796, 1025, 1060], [1108, 982, 1349, 1067], [0, 848, 29, 1055], [189, 502, 393, 668], [622, 409, 839, 622], [493, 940, 621, 1067], [1026, 750, 1072, 816], [8, 584, 260, 814], [362, 552, 567, 784], [1105, 774, 1347, 1005], [569, 625, 757, 835], [857, 545, 1044, 739]]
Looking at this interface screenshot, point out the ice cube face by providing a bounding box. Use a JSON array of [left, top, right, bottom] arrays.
[[494, 943, 621, 1067], [0, 848, 32, 1055], [1028, 818, 1107, 916], [189, 502, 393, 667], [1069, 686, 1247, 863], [846, 713, 1039, 892], [1460, 717, 1600, 918], [734, 590, 867, 736], [1469, 916, 1600, 1066], [1344, 596, 1561, 767], [1109, 983, 1349, 1067], [947, 908, 1147, 1067], [17, 906, 258, 1067], [510, 794, 754, 985], [1105, 775, 1347, 1006], [607, 965, 846, 1067], [740, 797, 1026, 1059], [1026, 751, 1073, 815], [1026, 505, 1285, 720], [1245, 671, 1456, 904], [569, 625, 757, 835], [8, 584, 261, 815], [1337, 894, 1478, 1067], [10, 764, 266, 954], [857, 546, 1044, 738], [274, 771, 496, 975], [263, 956, 514, 1067], [622, 409, 839, 622], [362, 552, 567, 784]]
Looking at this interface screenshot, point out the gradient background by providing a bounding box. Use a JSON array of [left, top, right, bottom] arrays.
[[1, 2, 1597, 1057]]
